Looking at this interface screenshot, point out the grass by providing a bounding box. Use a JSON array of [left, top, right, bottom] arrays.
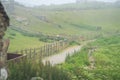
[[8, 59, 70, 80], [4, 28, 45, 52], [11, 5, 120, 36], [61, 36, 120, 80]]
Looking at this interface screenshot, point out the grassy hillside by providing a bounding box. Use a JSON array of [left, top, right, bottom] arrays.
[[11, 4, 120, 36], [5, 3, 120, 52], [61, 36, 120, 80], [4, 28, 45, 52]]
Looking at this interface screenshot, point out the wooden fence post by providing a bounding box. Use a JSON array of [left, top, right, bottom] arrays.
[[10, 40, 70, 63]]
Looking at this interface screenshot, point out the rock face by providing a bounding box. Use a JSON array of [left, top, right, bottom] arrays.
[[1, 0, 15, 14], [0, 1, 9, 68]]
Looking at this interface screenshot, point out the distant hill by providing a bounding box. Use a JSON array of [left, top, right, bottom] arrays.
[[35, 1, 120, 11], [8, 2, 120, 36]]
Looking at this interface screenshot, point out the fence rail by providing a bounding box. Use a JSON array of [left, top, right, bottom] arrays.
[[8, 40, 69, 63]]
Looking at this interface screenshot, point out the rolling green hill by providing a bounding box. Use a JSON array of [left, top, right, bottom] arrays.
[[11, 4, 120, 36], [5, 2, 120, 52]]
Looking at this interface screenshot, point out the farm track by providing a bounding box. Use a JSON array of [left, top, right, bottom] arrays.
[[42, 40, 95, 66], [42, 45, 82, 65]]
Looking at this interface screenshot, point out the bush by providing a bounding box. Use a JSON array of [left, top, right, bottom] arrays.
[[10, 33, 16, 36], [69, 41, 80, 46]]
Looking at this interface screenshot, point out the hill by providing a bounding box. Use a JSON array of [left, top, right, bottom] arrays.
[[10, 3, 120, 36], [4, 2, 120, 52]]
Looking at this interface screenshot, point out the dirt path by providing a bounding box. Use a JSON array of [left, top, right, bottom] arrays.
[[42, 45, 82, 65], [42, 40, 95, 66]]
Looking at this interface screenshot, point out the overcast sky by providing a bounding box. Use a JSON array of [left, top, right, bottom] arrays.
[[14, 0, 117, 7]]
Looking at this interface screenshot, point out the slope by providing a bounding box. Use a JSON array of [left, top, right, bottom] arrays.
[[11, 4, 120, 36]]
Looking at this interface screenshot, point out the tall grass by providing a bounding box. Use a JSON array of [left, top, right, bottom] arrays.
[[8, 59, 71, 80], [61, 36, 120, 80]]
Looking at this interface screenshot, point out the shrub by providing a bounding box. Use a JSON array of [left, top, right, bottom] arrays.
[[10, 33, 16, 36]]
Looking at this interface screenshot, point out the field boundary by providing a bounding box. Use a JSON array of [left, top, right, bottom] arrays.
[[8, 40, 69, 63]]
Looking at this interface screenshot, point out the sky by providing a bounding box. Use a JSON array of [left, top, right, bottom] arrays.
[[14, 0, 117, 7]]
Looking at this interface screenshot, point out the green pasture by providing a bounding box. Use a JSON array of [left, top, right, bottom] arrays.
[[4, 28, 45, 52]]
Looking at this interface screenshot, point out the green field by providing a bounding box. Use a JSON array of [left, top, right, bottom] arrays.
[[5, 28, 45, 52]]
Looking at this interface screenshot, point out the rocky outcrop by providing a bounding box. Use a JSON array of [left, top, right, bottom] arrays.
[[0, 1, 9, 69]]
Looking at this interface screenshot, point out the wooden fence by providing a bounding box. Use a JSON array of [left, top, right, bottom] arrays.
[[8, 40, 69, 62]]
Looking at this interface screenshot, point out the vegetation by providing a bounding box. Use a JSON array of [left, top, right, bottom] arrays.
[[11, 4, 120, 36], [61, 36, 120, 80], [5, 2, 120, 52], [4, 28, 45, 52], [11, 26, 65, 42], [8, 60, 70, 80], [69, 41, 80, 46], [3, 2, 120, 80]]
